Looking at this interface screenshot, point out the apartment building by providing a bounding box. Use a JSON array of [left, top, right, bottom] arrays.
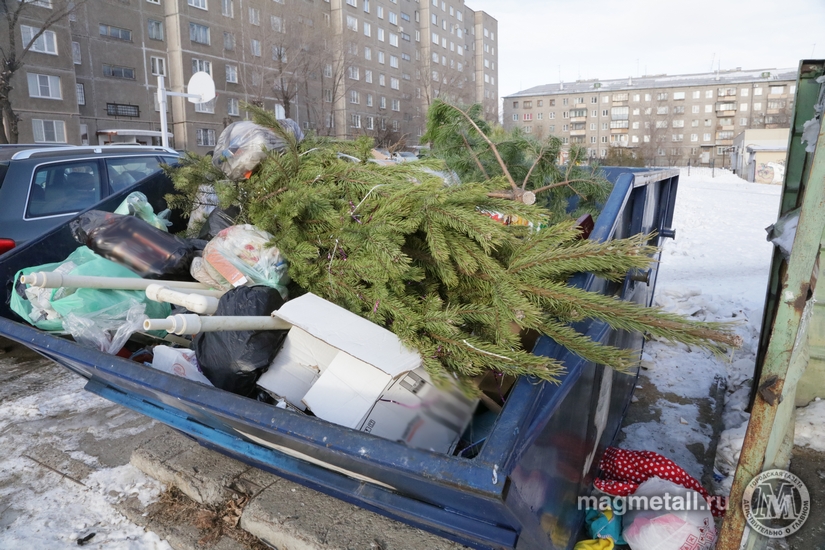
[[13, 0, 497, 150], [503, 68, 797, 166]]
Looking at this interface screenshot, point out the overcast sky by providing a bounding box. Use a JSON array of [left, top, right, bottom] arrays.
[[466, 0, 824, 97]]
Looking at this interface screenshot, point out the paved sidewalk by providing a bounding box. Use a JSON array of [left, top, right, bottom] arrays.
[[129, 427, 467, 550]]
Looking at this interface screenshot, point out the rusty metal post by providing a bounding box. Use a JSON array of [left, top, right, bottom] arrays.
[[715, 106, 825, 549]]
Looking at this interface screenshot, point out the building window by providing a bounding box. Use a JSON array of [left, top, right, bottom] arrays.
[[150, 56, 166, 76], [32, 119, 66, 143], [346, 0, 356, 6], [754, 87, 763, 96], [246, 7, 259, 25], [272, 46, 286, 62], [193, 98, 214, 113], [76, 83, 85, 105], [366, 93, 373, 106], [753, 102, 762, 110], [188, 0, 207, 9], [769, 86, 784, 95], [250, 39, 261, 56], [222, 32, 234, 50], [106, 103, 140, 117], [390, 33, 399, 46], [691, 105, 699, 114], [21, 26, 58, 54], [189, 23, 210, 44], [221, 0, 233, 17], [192, 58, 211, 75], [72, 41, 81, 64], [350, 114, 361, 128], [379, 73, 386, 86], [350, 90, 360, 104], [703, 133, 711, 141], [741, 88, 749, 97], [103, 64, 135, 79], [148, 19, 163, 41], [380, 96, 386, 109], [390, 77, 399, 89], [740, 117, 748, 126], [390, 55, 399, 68], [347, 15, 358, 31], [225, 64, 237, 83], [227, 97, 239, 116], [197, 128, 216, 147], [100, 24, 132, 41], [512, 114, 518, 121], [348, 66, 360, 80]]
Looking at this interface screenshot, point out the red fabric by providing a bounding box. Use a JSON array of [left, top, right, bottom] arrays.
[[594, 447, 725, 517]]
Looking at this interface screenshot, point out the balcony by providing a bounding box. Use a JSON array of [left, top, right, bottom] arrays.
[[610, 128, 628, 134], [570, 130, 586, 136], [571, 117, 587, 123]]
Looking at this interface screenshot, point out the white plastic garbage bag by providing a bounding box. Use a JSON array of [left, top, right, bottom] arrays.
[[622, 477, 716, 550], [150, 345, 213, 386]]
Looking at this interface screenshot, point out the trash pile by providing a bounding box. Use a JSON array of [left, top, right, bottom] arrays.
[[575, 447, 719, 550], [9, 104, 740, 456]]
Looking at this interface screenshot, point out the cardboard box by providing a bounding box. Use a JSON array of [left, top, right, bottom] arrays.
[[256, 293, 477, 452], [360, 367, 477, 453]]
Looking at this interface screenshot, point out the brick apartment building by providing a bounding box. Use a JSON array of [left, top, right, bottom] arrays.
[[12, 0, 498, 150], [503, 68, 796, 166]]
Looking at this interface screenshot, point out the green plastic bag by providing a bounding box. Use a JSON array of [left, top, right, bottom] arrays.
[[114, 191, 172, 231], [11, 246, 171, 331]]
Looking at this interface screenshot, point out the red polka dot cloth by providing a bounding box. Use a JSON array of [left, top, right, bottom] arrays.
[[594, 447, 725, 517]]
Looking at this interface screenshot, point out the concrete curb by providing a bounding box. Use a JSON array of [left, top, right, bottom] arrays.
[[131, 427, 467, 550]]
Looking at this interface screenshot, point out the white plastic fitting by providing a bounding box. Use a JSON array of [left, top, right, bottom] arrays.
[[20, 272, 223, 297], [143, 314, 292, 335], [145, 284, 219, 314]]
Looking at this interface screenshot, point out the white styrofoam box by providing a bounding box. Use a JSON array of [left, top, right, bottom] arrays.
[[272, 293, 421, 377], [257, 326, 337, 410], [302, 352, 393, 429]]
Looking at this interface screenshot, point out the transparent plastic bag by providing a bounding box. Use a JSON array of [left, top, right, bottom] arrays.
[[193, 224, 289, 298], [62, 299, 147, 355], [114, 191, 172, 231], [212, 120, 304, 180], [150, 346, 213, 386], [187, 184, 219, 234], [12, 247, 172, 332]]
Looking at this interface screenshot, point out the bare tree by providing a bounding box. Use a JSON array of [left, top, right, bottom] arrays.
[[637, 94, 678, 166], [0, 0, 82, 143]]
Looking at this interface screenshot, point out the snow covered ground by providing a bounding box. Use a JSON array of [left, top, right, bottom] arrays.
[[620, 167, 825, 498], [0, 355, 171, 549]]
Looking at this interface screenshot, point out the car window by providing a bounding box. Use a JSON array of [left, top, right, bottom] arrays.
[[0, 162, 8, 191], [27, 161, 102, 218], [106, 156, 162, 193]]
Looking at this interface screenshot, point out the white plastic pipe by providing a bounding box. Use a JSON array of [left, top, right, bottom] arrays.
[[145, 284, 219, 314], [21, 272, 223, 297], [144, 314, 292, 335]]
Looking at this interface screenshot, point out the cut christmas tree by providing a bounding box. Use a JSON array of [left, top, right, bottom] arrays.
[[166, 101, 740, 391]]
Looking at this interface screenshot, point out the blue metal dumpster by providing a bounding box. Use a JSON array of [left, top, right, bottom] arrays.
[[0, 167, 679, 550]]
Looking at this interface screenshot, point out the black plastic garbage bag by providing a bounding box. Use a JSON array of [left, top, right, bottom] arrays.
[[197, 205, 240, 241], [71, 210, 195, 280], [194, 286, 288, 397]]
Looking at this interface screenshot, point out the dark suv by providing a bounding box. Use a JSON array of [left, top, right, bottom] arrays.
[[0, 145, 179, 255]]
